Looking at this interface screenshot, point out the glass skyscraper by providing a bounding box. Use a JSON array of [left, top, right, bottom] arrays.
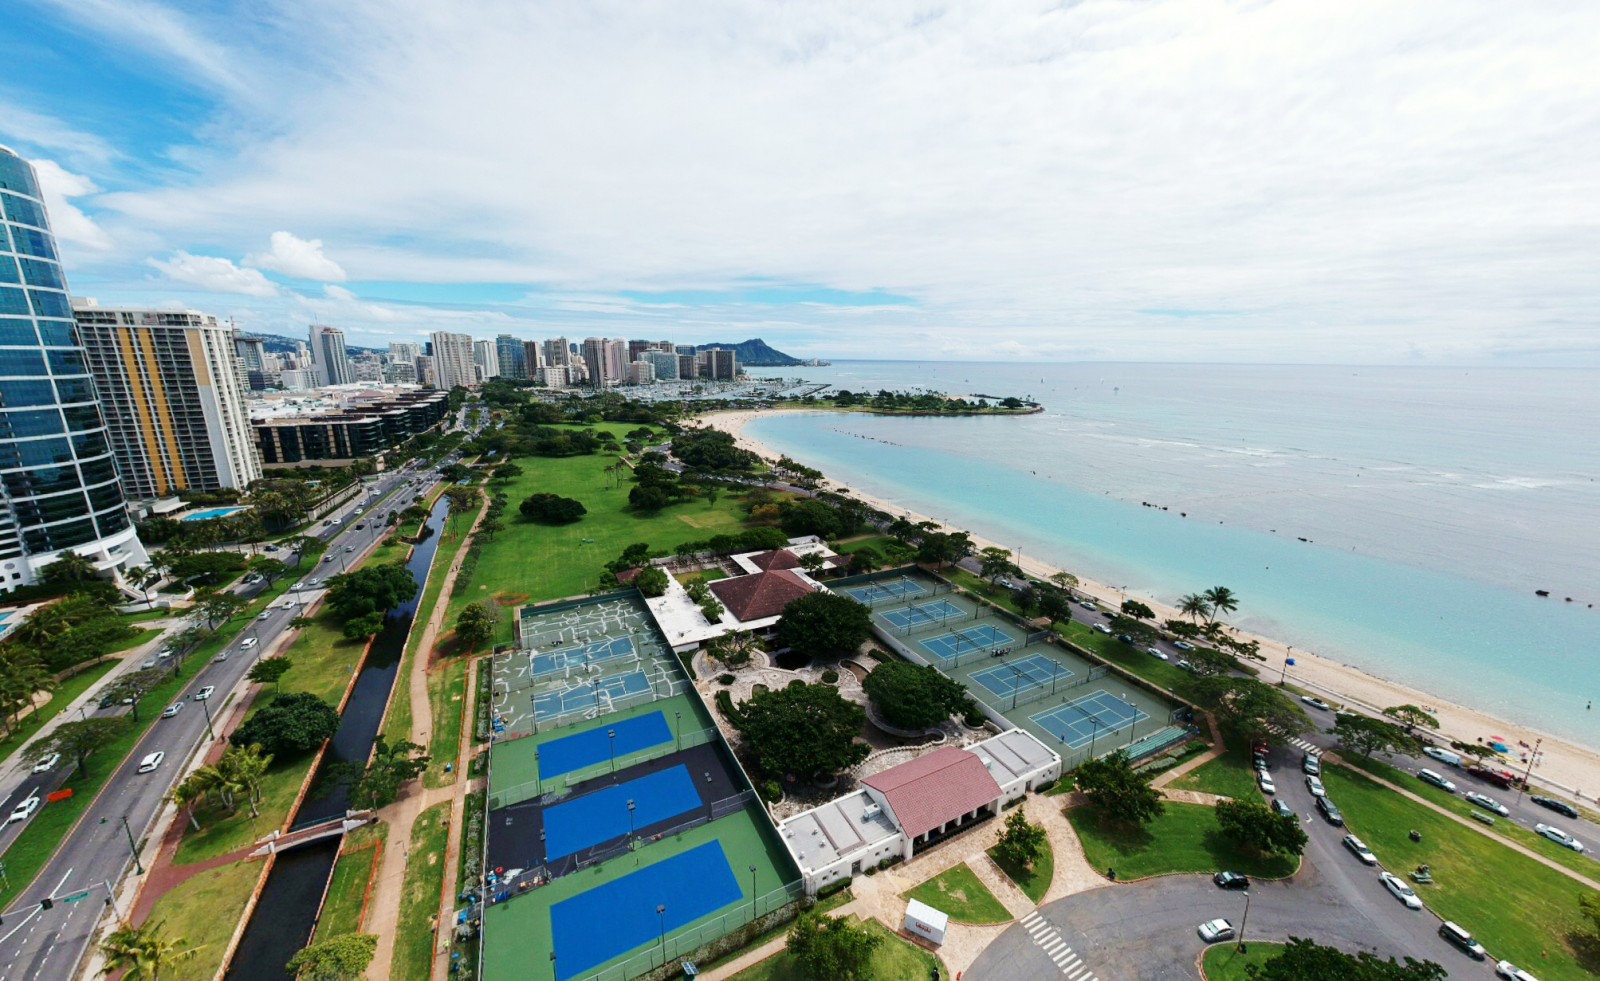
[[0, 145, 147, 591]]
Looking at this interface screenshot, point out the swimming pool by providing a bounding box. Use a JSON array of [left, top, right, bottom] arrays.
[[181, 506, 251, 522]]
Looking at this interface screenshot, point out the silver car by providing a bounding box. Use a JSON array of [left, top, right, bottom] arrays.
[[1466, 791, 1509, 817], [1536, 824, 1584, 852], [1380, 871, 1423, 910]]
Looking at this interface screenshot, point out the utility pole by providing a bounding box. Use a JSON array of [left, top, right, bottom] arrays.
[[121, 815, 144, 875], [1516, 737, 1543, 803]]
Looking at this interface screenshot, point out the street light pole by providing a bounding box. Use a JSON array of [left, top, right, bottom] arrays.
[[1236, 890, 1253, 952], [1516, 737, 1543, 803], [199, 695, 215, 740], [121, 815, 144, 875], [549, 951, 556, 981]]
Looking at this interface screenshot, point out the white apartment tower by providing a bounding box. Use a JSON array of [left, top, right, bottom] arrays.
[[309, 324, 352, 386], [429, 331, 477, 389]]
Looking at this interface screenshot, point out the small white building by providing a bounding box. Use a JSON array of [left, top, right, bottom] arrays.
[[904, 899, 949, 946], [777, 790, 906, 896], [969, 728, 1063, 804]]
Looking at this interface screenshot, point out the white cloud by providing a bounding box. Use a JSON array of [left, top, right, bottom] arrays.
[[245, 231, 347, 281], [146, 252, 280, 297], [0, 100, 118, 165], [28, 159, 114, 251]]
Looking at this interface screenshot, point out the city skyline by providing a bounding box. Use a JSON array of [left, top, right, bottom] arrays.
[[3, 3, 1597, 364]]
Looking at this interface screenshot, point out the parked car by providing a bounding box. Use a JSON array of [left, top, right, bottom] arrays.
[[1252, 751, 1269, 770], [1316, 795, 1343, 825], [1173, 640, 1194, 651], [1418, 768, 1457, 793], [1423, 746, 1463, 767], [1300, 696, 1332, 711], [160, 702, 184, 719], [31, 752, 60, 774], [194, 686, 216, 701], [1079, 600, 1097, 611], [1496, 960, 1540, 981], [1271, 798, 1295, 819], [1438, 921, 1487, 960], [1212, 871, 1250, 890], [6, 794, 40, 825], [1258, 772, 1276, 795], [1302, 753, 1321, 776], [140, 657, 158, 670], [1091, 624, 1111, 635], [1531, 795, 1580, 819], [1197, 919, 1235, 943], [1380, 871, 1424, 910], [1536, 824, 1584, 852], [1146, 647, 1169, 661], [1342, 834, 1377, 865], [1465, 792, 1510, 817], [1305, 775, 1326, 797], [1468, 765, 1520, 790]]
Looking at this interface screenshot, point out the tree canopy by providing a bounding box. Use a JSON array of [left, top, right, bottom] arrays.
[[324, 564, 418, 621], [1075, 750, 1164, 827], [232, 692, 341, 757], [1185, 676, 1310, 743], [993, 809, 1049, 871], [1334, 714, 1419, 759], [1245, 937, 1445, 980], [454, 601, 498, 652], [287, 934, 379, 981], [775, 592, 873, 660], [1215, 797, 1308, 857], [737, 681, 869, 780], [25, 716, 126, 775], [787, 910, 880, 980], [519, 493, 587, 524], [862, 661, 969, 730], [247, 657, 293, 692]]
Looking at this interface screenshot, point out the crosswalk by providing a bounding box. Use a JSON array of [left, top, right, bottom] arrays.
[[1020, 910, 1098, 980], [1286, 736, 1319, 753]]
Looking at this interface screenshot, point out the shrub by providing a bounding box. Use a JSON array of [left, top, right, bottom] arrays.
[[718, 673, 736, 686], [821, 668, 839, 684], [519, 493, 587, 524], [760, 780, 783, 803]]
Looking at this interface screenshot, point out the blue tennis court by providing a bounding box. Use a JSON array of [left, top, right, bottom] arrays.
[[921, 624, 1014, 661], [1030, 689, 1149, 749], [537, 712, 673, 780], [846, 578, 927, 604], [880, 599, 965, 629], [543, 765, 703, 860], [532, 671, 652, 719], [970, 653, 1071, 699], [530, 636, 636, 679], [550, 840, 742, 980]]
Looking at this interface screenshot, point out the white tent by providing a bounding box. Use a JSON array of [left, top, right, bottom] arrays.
[[904, 898, 949, 945]]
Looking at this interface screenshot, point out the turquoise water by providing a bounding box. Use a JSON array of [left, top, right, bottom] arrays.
[[746, 362, 1600, 749], [180, 506, 250, 522]]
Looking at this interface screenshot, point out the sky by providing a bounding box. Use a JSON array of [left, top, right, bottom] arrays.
[[3, 0, 1598, 363]]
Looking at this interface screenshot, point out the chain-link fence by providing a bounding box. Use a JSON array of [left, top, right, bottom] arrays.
[[489, 725, 724, 810]]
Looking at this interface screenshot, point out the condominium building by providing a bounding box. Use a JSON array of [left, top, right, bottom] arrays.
[[351, 355, 384, 382], [678, 353, 700, 379], [388, 360, 418, 385], [700, 347, 738, 380], [472, 338, 500, 381], [74, 302, 264, 499], [628, 361, 655, 385], [389, 341, 421, 363], [308, 324, 352, 386], [252, 390, 449, 468], [496, 334, 528, 380], [414, 354, 436, 387], [429, 331, 476, 389], [542, 336, 570, 367], [540, 364, 571, 389], [641, 350, 679, 381], [0, 146, 148, 590], [521, 339, 544, 378], [234, 335, 266, 373]]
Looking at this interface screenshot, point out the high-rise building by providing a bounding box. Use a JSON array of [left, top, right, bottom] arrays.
[[641, 350, 679, 381], [496, 334, 528, 380], [0, 146, 148, 590], [74, 302, 264, 499], [521, 339, 544, 378], [389, 341, 421, 363], [388, 360, 418, 384], [628, 361, 655, 385], [605, 339, 629, 384], [308, 324, 352, 386], [472, 338, 500, 380], [428, 332, 476, 388], [350, 355, 384, 382], [678, 353, 700, 379], [542, 337, 570, 367], [540, 364, 571, 389], [700, 347, 739, 380], [234, 336, 266, 373], [413, 354, 436, 387], [581, 337, 611, 387], [627, 339, 651, 364]]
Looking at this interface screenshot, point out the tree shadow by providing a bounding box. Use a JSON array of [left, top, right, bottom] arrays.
[[1566, 930, 1600, 974]]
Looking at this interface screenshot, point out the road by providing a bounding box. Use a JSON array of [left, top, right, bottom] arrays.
[[967, 747, 1503, 980], [0, 463, 434, 981]]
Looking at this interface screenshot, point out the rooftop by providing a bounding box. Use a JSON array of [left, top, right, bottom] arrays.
[[777, 790, 902, 874], [967, 728, 1060, 785], [862, 746, 1003, 840], [709, 568, 817, 622]]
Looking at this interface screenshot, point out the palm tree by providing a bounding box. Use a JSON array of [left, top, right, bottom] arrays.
[[222, 743, 273, 816], [167, 776, 208, 832], [39, 549, 96, 585], [1203, 586, 1238, 625], [100, 920, 198, 980], [1178, 593, 1211, 624]]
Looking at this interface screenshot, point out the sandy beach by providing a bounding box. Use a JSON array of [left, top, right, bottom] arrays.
[[695, 407, 1600, 798]]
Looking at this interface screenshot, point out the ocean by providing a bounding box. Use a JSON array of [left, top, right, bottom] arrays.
[[744, 362, 1600, 749]]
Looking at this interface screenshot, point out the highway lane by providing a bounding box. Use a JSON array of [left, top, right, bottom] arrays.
[[0, 464, 430, 981]]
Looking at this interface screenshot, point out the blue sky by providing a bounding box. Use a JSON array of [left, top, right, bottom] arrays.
[[4, 0, 1599, 362]]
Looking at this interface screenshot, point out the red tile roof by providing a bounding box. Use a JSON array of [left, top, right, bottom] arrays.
[[749, 549, 802, 571], [862, 747, 1003, 840], [709, 569, 816, 622]]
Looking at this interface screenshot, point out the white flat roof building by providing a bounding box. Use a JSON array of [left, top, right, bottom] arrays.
[[778, 790, 906, 896]]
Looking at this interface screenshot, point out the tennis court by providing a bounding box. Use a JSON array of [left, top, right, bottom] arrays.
[[1030, 689, 1150, 749], [921, 623, 1014, 661], [845, 577, 927, 604], [530, 636, 636, 679], [879, 599, 965, 629], [533, 671, 652, 720], [537, 711, 674, 780], [970, 653, 1073, 699], [544, 765, 703, 861], [549, 840, 743, 981]]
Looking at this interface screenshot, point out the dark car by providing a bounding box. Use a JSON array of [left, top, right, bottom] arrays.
[[1272, 798, 1295, 819], [1213, 871, 1250, 890], [1316, 795, 1344, 826], [1252, 751, 1270, 770], [1531, 795, 1580, 819]]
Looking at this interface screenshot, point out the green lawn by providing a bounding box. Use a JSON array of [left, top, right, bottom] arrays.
[[903, 862, 1012, 924], [1201, 942, 1285, 980], [1168, 742, 1260, 800], [106, 626, 160, 654], [832, 534, 901, 557], [393, 801, 452, 981], [422, 656, 470, 788], [989, 836, 1054, 904], [120, 605, 181, 624], [0, 659, 119, 770], [1322, 764, 1597, 979], [139, 859, 266, 981], [1066, 802, 1299, 881], [314, 824, 386, 941], [729, 916, 945, 981]]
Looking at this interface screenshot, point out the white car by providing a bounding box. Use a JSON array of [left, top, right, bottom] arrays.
[[1197, 918, 1235, 943], [1300, 696, 1332, 712], [6, 794, 40, 825], [1496, 960, 1540, 981], [1146, 647, 1169, 661], [194, 686, 216, 701], [1173, 640, 1194, 651], [1380, 871, 1424, 910], [213, 650, 229, 663], [240, 637, 259, 650], [258, 611, 271, 620], [31, 752, 60, 774], [1257, 771, 1276, 795], [1091, 623, 1111, 635], [160, 702, 184, 718], [307, 578, 321, 587], [1305, 775, 1326, 797], [1536, 824, 1585, 852], [1342, 834, 1377, 865], [1465, 791, 1510, 817]]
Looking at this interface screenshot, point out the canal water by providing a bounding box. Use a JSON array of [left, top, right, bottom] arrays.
[[225, 496, 451, 980]]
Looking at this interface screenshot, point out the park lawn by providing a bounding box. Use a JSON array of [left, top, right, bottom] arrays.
[[314, 824, 387, 941], [139, 858, 266, 981], [0, 659, 119, 770], [1168, 741, 1260, 801], [1202, 942, 1285, 980], [1322, 764, 1595, 979], [1057, 619, 1197, 694], [1066, 802, 1299, 881], [422, 656, 470, 788], [675, 568, 729, 587], [728, 916, 945, 981], [903, 862, 1012, 924], [1336, 754, 1600, 878], [120, 605, 180, 624], [106, 626, 160, 653], [393, 801, 452, 981], [989, 836, 1055, 904], [833, 534, 900, 556]]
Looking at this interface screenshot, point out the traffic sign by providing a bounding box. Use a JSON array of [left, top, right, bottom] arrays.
[[61, 890, 92, 904]]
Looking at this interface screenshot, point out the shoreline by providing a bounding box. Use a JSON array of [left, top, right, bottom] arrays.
[[694, 407, 1600, 798]]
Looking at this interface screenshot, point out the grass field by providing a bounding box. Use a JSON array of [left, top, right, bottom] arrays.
[[393, 801, 453, 981], [133, 856, 266, 980], [106, 626, 160, 654], [422, 656, 470, 788], [314, 825, 386, 941], [903, 863, 1012, 924], [0, 659, 119, 770], [1201, 942, 1285, 980], [1066, 802, 1299, 881], [1168, 742, 1260, 800], [989, 837, 1055, 904], [728, 916, 945, 981], [1322, 764, 1596, 979]]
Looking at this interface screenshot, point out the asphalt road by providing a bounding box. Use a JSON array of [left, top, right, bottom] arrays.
[[0, 463, 434, 981]]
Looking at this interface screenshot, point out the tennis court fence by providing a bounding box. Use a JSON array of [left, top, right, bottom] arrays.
[[1005, 663, 1110, 711], [488, 725, 724, 809], [560, 789, 761, 876]]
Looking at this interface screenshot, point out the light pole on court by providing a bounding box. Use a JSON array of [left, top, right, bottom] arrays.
[[627, 799, 637, 839], [1011, 667, 1024, 711], [675, 711, 681, 752], [657, 904, 668, 966], [749, 864, 758, 920], [549, 951, 556, 981], [1088, 714, 1103, 759], [609, 729, 617, 773]]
